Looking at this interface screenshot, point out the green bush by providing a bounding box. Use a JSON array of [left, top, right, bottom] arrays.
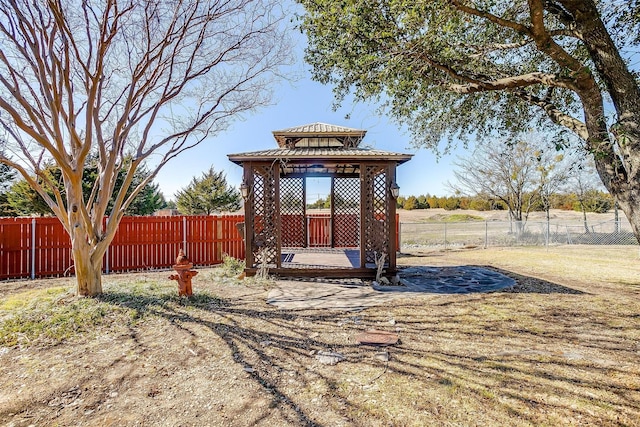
[[221, 254, 245, 276], [403, 196, 418, 210], [442, 197, 461, 210], [468, 199, 492, 211]]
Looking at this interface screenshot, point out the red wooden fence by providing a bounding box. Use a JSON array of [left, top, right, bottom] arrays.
[[0, 213, 398, 280], [305, 213, 400, 249], [0, 215, 245, 280], [308, 214, 331, 247], [0, 218, 31, 280]]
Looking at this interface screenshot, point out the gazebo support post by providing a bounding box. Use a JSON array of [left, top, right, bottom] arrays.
[[243, 163, 255, 270], [387, 163, 398, 274], [359, 163, 367, 269], [330, 176, 335, 248]]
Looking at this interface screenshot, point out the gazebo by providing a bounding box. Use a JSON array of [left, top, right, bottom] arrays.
[[228, 122, 412, 278]]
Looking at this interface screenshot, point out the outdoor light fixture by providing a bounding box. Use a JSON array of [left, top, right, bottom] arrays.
[[390, 182, 400, 199], [240, 181, 250, 200]]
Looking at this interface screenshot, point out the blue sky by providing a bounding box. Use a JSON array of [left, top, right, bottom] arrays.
[[154, 10, 465, 203], [155, 77, 463, 202]]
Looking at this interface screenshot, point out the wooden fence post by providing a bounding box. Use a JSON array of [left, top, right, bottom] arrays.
[[183, 216, 187, 253], [31, 218, 36, 280], [216, 216, 222, 263], [105, 246, 110, 275]]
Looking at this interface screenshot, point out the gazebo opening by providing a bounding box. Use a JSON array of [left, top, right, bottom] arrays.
[[228, 122, 412, 279], [306, 177, 330, 211]]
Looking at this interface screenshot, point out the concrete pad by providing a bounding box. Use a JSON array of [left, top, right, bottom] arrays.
[[266, 280, 396, 311]]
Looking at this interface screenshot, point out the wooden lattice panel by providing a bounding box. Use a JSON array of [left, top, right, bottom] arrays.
[[280, 177, 305, 247], [333, 177, 360, 247], [251, 164, 278, 266], [363, 165, 389, 264]]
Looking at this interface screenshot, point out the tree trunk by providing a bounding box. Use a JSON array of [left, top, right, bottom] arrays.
[[609, 184, 640, 245], [70, 229, 104, 297], [572, 3, 640, 244], [589, 130, 640, 243], [66, 178, 106, 297]]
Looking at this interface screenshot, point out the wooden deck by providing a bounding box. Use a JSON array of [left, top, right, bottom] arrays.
[[244, 247, 395, 279]]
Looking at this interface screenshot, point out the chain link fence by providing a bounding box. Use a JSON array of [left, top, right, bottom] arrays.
[[400, 219, 638, 250]]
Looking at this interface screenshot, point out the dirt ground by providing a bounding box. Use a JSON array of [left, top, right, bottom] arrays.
[[1, 209, 639, 426]]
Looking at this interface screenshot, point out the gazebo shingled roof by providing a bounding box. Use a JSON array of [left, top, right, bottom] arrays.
[[228, 147, 411, 176]]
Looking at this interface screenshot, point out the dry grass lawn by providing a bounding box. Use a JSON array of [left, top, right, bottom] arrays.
[[1, 244, 639, 426]]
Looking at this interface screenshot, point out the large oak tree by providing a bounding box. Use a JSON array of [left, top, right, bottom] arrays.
[[0, 0, 291, 295], [297, 0, 640, 242]]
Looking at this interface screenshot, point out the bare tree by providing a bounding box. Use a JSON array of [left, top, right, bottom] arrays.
[[566, 155, 607, 233], [535, 148, 568, 223], [0, 0, 291, 296], [450, 138, 541, 235]]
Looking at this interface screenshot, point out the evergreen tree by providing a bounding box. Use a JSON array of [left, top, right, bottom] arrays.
[[125, 181, 167, 216], [0, 157, 17, 216], [404, 196, 418, 210], [417, 194, 429, 209], [4, 158, 165, 216], [6, 164, 61, 216], [81, 155, 166, 215], [175, 167, 241, 215]]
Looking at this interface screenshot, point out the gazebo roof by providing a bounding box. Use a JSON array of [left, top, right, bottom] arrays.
[[228, 122, 412, 176], [228, 147, 412, 176], [272, 122, 367, 148]]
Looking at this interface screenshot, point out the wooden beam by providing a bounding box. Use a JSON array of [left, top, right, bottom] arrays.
[[388, 162, 398, 271], [244, 163, 255, 269], [359, 164, 367, 269]]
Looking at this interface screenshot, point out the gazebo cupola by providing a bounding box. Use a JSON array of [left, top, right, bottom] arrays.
[[228, 122, 412, 278]]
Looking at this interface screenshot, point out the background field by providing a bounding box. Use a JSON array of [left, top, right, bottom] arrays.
[[397, 208, 636, 248]]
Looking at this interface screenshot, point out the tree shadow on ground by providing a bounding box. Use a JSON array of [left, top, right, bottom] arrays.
[[487, 266, 586, 294], [91, 270, 638, 426], [396, 264, 585, 294], [96, 291, 339, 426], [5, 271, 636, 426]]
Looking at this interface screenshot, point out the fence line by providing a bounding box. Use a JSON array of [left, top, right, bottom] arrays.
[[399, 219, 638, 250], [0, 215, 245, 280]]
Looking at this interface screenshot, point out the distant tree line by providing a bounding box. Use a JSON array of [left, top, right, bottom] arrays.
[[396, 191, 613, 214], [306, 194, 359, 210], [307, 190, 612, 214], [396, 135, 616, 234], [0, 161, 244, 217]]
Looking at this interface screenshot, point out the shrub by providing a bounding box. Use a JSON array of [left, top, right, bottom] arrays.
[[468, 199, 492, 211], [442, 197, 461, 210], [404, 196, 418, 210]]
